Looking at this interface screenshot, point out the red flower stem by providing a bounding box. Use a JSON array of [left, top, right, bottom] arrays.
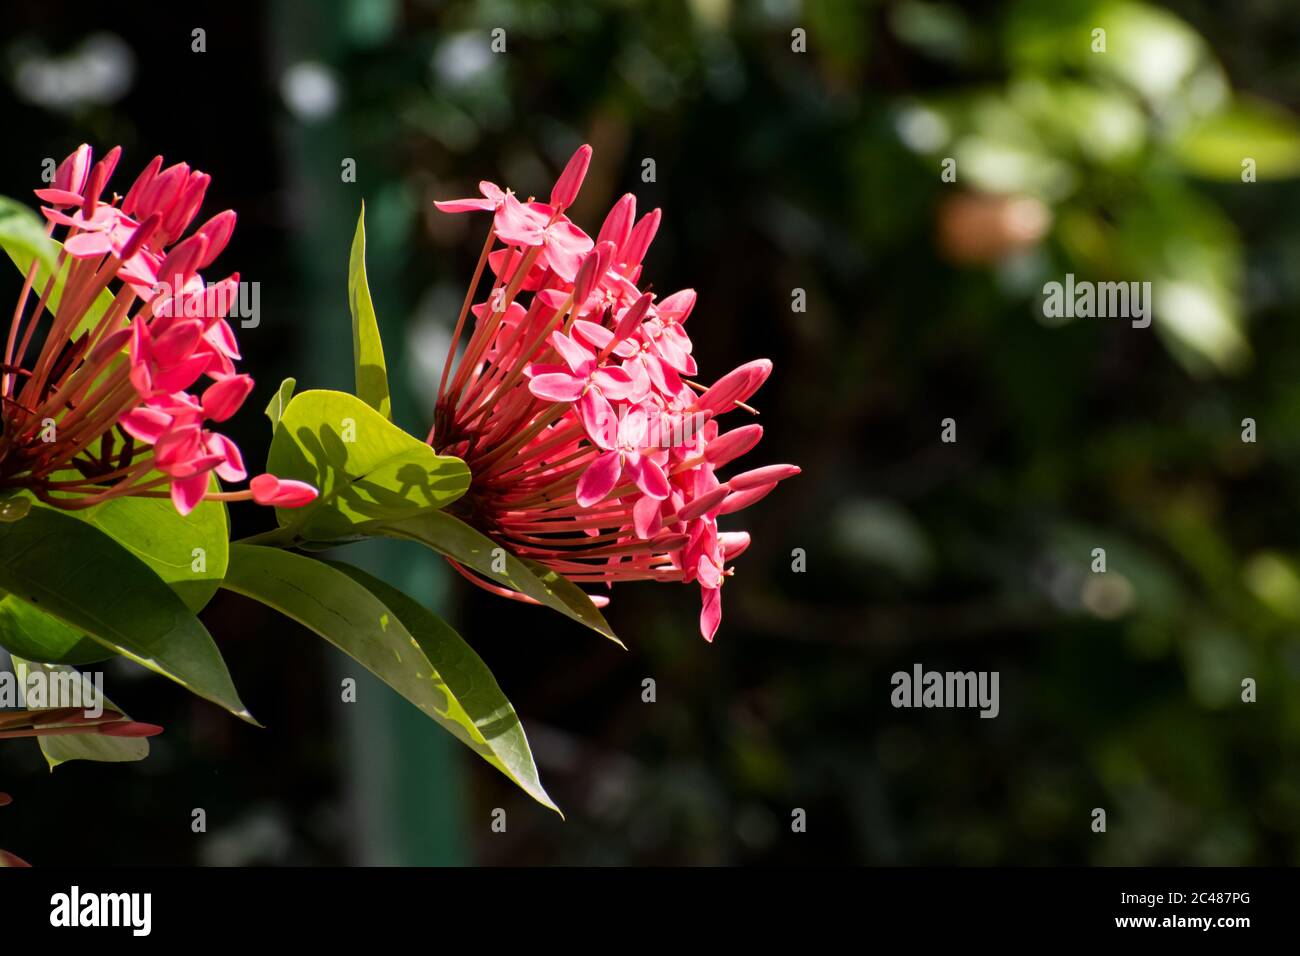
[[41, 470, 168, 509], [22, 251, 122, 410], [480, 419, 584, 480], [448, 245, 540, 411], [41, 453, 156, 487], [468, 401, 567, 473], [2, 239, 50, 399], [25, 364, 131, 460], [435, 224, 496, 414], [459, 298, 574, 436]]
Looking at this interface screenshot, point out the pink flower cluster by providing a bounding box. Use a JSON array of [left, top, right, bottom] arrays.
[[0, 144, 316, 514], [432, 145, 798, 640]]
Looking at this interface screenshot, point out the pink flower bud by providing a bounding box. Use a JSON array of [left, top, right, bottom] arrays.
[[56, 144, 93, 195], [572, 248, 603, 305], [122, 155, 163, 216], [657, 288, 696, 322], [728, 464, 800, 490], [135, 162, 189, 222], [675, 484, 731, 523], [99, 721, 164, 738], [705, 424, 764, 466], [118, 212, 162, 262], [550, 144, 593, 210], [195, 210, 237, 268], [80, 162, 108, 218], [720, 531, 751, 560], [622, 208, 661, 267], [158, 171, 210, 246], [597, 193, 637, 250], [718, 482, 777, 516], [696, 359, 772, 415], [251, 474, 319, 508], [157, 233, 209, 287], [613, 291, 654, 343], [202, 374, 255, 422]]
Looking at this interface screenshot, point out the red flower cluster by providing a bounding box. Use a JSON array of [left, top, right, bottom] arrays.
[[1, 145, 316, 514], [432, 145, 798, 640]]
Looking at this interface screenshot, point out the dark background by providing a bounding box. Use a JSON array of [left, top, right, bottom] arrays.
[[2, 0, 1299, 865]]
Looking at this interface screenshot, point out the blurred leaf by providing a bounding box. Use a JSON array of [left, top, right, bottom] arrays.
[[832, 497, 934, 583], [1006, 0, 1222, 110], [891, 1, 974, 65], [957, 135, 1078, 198], [926, 91, 1079, 198], [1182, 626, 1253, 709], [0, 195, 58, 273], [1153, 279, 1249, 376], [807, 0, 873, 70], [1112, 178, 1249, 375], [1010, 78, 1147, 165], [222, 544, 560, 813], [266, 389, 469, 541], [1243, 552, 1300, 622], [0, 505, 253, 722], [1170, 98, 1300, 180], [348, 203, 391, 420]]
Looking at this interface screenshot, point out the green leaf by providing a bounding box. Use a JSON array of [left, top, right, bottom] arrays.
[[72, 484, 230, 612], [266, 389, 470, 541], [0, 196, 115, 336], [0, 479, 229, 664], [265, 376, 297, 429], [1005, 0, 1217, 109], [349, 203, 391, 420], [10, 656, 149, 768], [0, 195, 59, 274], [222, 544, 559, 813], [373, 510, 622, 647], [1110, 178, 1249, 375], [0, 597, 105, 665], [1170, 98, 1300, 180], [0, 506, 253, 722]]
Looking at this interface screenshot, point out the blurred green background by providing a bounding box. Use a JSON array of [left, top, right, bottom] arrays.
[[3, 0, 1300, 865]]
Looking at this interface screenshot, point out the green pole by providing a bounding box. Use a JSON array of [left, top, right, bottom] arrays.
[[270, 0, 466, 865]]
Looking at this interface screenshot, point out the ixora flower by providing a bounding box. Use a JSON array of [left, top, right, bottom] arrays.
[[431, 144, 799, 641], [0, 144, 317, 515]]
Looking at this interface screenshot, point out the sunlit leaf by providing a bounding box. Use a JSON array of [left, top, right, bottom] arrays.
[[222, 544, 560, 813], [266, 389, 469, 541], [349, 203, 392, 420]]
